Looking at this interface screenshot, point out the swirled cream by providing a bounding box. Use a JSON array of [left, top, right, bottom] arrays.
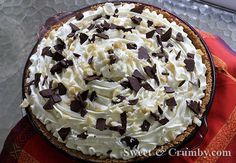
[[22, 2, 207, 160]]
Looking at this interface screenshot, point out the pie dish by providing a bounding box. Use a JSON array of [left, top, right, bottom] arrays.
[[21, 1, 215, 162]]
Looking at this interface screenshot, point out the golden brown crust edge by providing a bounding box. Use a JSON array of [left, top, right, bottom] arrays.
[[23, 2, 213, 163]]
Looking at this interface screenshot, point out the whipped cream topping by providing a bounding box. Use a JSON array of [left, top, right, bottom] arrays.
[[22, 2, 207, 160]]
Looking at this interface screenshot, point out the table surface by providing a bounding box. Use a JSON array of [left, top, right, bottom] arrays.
[[0, 0, 236, 152]]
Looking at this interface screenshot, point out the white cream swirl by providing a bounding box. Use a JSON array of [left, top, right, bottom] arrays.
[[22, 2, 207, 160]]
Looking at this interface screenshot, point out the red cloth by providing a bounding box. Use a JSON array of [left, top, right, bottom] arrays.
[[1, 30, 236, 163]]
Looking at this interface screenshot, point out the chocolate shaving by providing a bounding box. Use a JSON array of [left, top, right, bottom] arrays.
[[96, 118, 106, 131], [51, 94, 62, 103], [79, 33, 89, 44], [120, 81, 131, 89], [156, 35, 163, 47], [52, 51, 65, 61], [69, 23, 79, 32], [43, 98, 54, 110], [132, 70, 145, 81], [94, 33, 109, 39], [176, 32, 184, 42], [166, 43, 173, 48], [101, 20, 110, 30], [150, 112, 159, 121], [159, 117, 169, 125], [88, 56, 94, 64], [54, 38, 66, 51], [84, 74, 101, 84], [131, 16, 142, 25], [39, 89, 54, 98], [138, 46, 150, 60], [147, 20, 153, 27], [93, 15, 102, 21], [105, 15, 110, 19], [41, 47, 51, 56], [184, 59, 195, 72], [70, 97, 87, 117], [89, 91, 97, 101], [107, 150, 112, 154], [198, 79, 201, 88], [161, 28, 172, 42], [73, 53, 80, 58], [58, 127, 71, 141], [88, 23, 95, 30], [165, 97, 177, 106], [146, 30, 156, 38], [121, 136, 139, 150], [178, 80, 186, 87], [128, 99, 139, 105], [42, 76, 48, 86], [120, 112, 127, 135], [142, 82, 155, 91], [156, 28, 163, 35], [176, 51, 181, 60], [34, 73, 41, 88], [130, 5, 144, 14], [187, 53, 195, 59], [127, 77, 141, 93], [77, 131, 88, 139], [144, 65, 159, 85], [127, 43, 137, 50], [57, 83, 67, 95], [158, 106, 163, 114], [75, 13, 84, 20], [109, 55, 119, 65], [140, 120, 151, 131], [187, 100, 200, 114], [161, 72, 169, 76], [112, 95, 126, 104], [164, 86, 175, 93], [80, 90, 89, 101]]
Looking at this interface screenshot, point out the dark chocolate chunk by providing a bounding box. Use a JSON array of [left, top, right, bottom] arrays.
[[176, 51, 181, 60], [166, 97, 177, 106], [120, 112, 127, 134], [95, 24, 104, 33], [158, 106, 163, 114], [67, 32, 75, 38], [184, 59, 195, 72], [159, 117, 169, 125], [131, 16, 142, 25], [120, 81, 131, 89], [73, 53, 80, 58], [161, 28, 172, 42], [70, 98, 87, 115], [138, 46, 150, 60], [96, 118, 106, 131], [132, 70, 145, 81], [121, 136, 139, 149], [88, 23, 95, 30], [43, 98, 55, 110], [52, 51, 65, 61], [54, 38, 66, 51], [79, 33, 89, 44], [178, 80, 186, 87], [130, 5, 144, 14], [127, 77, 141, 93], [128, 99, 139, 105], [80, 90, 89, 101], [41, 47, 51, 56], [94, 33, 109, 39], [140, 120, 151, 131], [164, 86, 175, 93], [115, 8, 119, 13], [69, 23, 79, 32], [52, 94, 62, 103], [93, 15, 102, 21], [39, 89, 54, 98], [49, 80, 53, 89], [107, 150, 112, 154], [187, 53, 195, 59], [127, 43, 137, 50], [80, 108, 88, 117], [101, 20, 110, 30], [58, 127, 71, 141], [107, 49, 114, 54], [142, 82, 155, 91], [144, 65, 159, 85], [112, 95, 126, 104], [75, 13, 84, 20], [84, 74, 101, 84], [161, 72, 169, 76], [176, 32, 184, 42], [146, 30, 156, 38], [109, 55, 119, 65], [57, 83, 67, 95], [88, 56, 94, 64], [187, 100, 200, 114], [77, 131, 88, 139], [34, 73, 41, 88], [198, 79, 201, 88], [42, 76, 48, 86], [105, 15, 110, 19], [156, 35, 163, 47], [50, 63, 63, 75], [89, 91, 97, 101], [147, 20, 153, 27]]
